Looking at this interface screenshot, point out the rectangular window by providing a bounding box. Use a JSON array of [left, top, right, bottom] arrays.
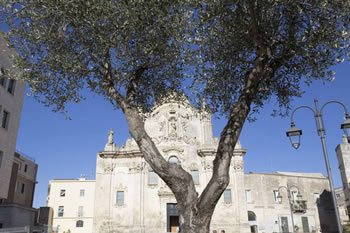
[[0, 68, 6, 87], [60, 189, 66, 197], [116, 191, 124, 205], [1, 110, 9, 129], [245, 190, 252, 203], [273, 190, 280, 203], [0, 151, 3, 168], [58, 206, 64, 217], [7, 79, 15, 94], [78, 206, 83, 217], [291, 191, 298, 201], [80, 189, 85, 197], [148, 170, 158, 185], [190, 170, 199, 185], [21, 183, 25, 194], [24, 164, 28, 172], [223, 189, 232, 204], [302, 216, 310, 233], [281, 216, 289, 233]]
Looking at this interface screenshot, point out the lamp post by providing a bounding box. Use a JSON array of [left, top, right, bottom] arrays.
[[277, 185, 302, 233], [286, 99, 350, 233]]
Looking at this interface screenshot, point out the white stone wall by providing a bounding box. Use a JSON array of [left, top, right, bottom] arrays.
[[336, 137, 350, 220], [47, 179, 95, 233], [0, 35, 25, 200], [245, 172, 331, 233]]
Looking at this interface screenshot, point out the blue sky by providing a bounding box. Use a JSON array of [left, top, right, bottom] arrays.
[[15, 61, 350, 208]]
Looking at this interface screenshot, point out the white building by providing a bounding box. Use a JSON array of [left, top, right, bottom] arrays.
[[0, 35, 25, 201], [47, 178, 95, 233], [336, 136, 350, 221], [47, 101, 346, 233]]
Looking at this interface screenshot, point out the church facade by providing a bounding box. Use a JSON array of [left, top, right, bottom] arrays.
[[94, 100, 250, 233]]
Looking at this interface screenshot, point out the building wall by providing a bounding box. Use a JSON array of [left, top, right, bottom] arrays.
[[336, 137, 350, 221], [47, 179, 95, 233], [335, 187, 349, 224], [0, 35, 25, 200], [6, 152, 38, 207], [245, 172, 333, 233], [0, 203, 36, 228]]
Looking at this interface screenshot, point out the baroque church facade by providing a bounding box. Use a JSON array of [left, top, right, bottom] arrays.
[[94, 100, 250, 233]]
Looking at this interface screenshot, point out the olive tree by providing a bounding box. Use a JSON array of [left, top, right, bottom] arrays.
[[1, 0, 350, 232]]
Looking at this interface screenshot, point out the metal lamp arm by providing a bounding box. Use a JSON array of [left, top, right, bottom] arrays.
[[320, 100, 350, 116], [287, 185, 300, 193], [290, 106, 316, 124]]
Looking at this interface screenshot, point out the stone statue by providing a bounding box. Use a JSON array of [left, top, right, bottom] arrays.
[[108, 129, 114, 144], [169, 118, 177, 137], [105, 129, 117, 151]]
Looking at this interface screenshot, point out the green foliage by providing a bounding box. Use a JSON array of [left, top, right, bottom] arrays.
[[195, 0, 350, 116], [1, 0, 350, 116], [0, 0, 191, 112]]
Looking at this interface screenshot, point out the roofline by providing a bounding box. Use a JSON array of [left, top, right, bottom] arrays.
[[245, 171, 327, 179]]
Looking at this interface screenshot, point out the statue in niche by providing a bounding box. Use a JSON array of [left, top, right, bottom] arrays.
[[169, 118, 177, 137]]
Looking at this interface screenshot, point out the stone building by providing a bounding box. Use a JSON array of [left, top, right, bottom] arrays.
[[46, 100, 347, 233], [335, 187, 350, 224], [336, 136, 350, 220], [0, 35, 42, 231], [0, 151, 38, 229], [0, 35, 25, 201], [245, 172, 335, 233]]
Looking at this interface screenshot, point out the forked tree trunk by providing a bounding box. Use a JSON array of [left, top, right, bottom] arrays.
[[106, 56, 267, 233]]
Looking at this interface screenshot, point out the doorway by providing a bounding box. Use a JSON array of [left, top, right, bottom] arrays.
[[167, 203, 179, 232]]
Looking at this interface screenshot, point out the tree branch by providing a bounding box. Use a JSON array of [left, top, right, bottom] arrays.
[[197, 55, 267, 216], [100, 51, 198, 210]]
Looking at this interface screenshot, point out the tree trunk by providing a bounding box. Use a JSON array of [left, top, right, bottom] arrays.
[[179, 207, 212, 233]]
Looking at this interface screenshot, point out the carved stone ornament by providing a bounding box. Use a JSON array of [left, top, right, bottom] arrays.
[[201, 161, 213, 171], [233, 159, 244, 171], [129, 162, 143, 173], [103, 161, 116, 174]]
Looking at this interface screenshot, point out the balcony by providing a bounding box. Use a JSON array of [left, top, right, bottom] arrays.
[[291, 200, 307, 213]]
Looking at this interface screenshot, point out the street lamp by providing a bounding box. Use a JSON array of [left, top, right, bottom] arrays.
[[286, 99, 350, 233], [277, 185, 302, 233], [340, 114, 350, 141]]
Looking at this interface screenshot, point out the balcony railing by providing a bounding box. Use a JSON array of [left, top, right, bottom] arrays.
[[291, 200, 307, 213]]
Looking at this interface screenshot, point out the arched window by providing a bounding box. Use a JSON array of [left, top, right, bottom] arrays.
[[168, 156, 180, 165], [76, 220, 84, 227], [248, 211, 256, 221]]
